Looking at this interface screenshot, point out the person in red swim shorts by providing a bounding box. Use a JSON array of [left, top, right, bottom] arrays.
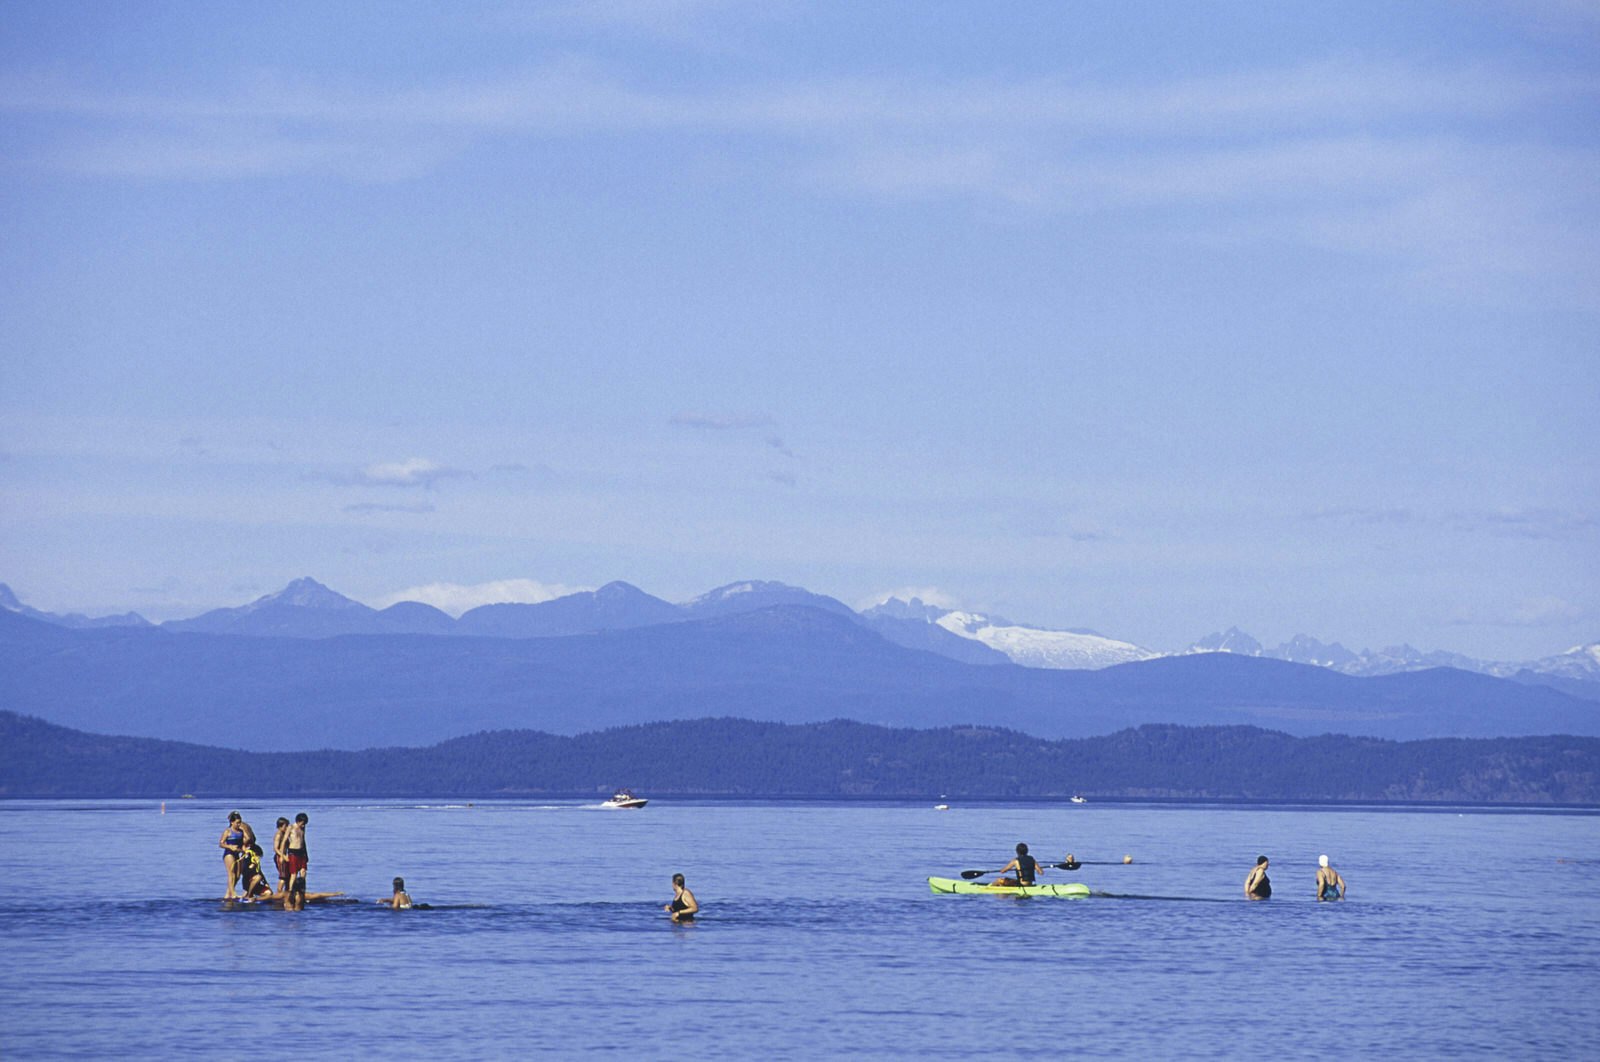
[[283, 813, 310, 910]]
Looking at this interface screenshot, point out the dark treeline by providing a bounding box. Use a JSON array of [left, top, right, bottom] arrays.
[[3, 710, 1598, 802]]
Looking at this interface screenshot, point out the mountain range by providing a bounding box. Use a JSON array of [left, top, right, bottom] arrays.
[[4, 578, 1593, 687], [1, 599, 1595, 752], [3, 572, 1600, 697]]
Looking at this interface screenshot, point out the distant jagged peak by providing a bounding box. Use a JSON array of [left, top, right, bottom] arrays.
[[250, 577, 368, 612], [862, 596, 950, 622], [1275, 634, 1360, 667], [1188, 627, 1264, 655], [0, 582, 150, 628], [1527, 640, 1600, 679]]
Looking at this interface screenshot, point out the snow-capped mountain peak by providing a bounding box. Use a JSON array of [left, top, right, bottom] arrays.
[[249, 577, 367, 612], [855, 601, 1159, 670]]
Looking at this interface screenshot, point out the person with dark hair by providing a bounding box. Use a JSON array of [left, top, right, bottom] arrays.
[[379, 877, 413, 909], [664, 873, 698, 922], [218, 812, 255, 899], [283, 813, 309, 911], [237, 843, 274, 900], [272, 817, 291, 893], [1245, 855, 1272, 899], [994, 843, 1039, 888]]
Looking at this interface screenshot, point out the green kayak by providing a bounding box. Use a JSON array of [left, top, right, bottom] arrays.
[[928, 876, 1090, 898]]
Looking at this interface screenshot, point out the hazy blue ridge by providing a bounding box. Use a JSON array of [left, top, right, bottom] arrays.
[[3, 709, 1597, 802], [1, 605, 1594, 752]]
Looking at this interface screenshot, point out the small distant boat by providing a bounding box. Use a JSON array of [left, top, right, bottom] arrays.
[[601, 788, 648, 810], [1071, 795, 1087, 804], [934, 804, 950, 811]]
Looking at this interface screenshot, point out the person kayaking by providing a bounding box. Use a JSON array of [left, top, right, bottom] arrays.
[[993, 843, 1040, 888], [1245, 855, 1271, 899], [283, 813, 309, 911], [218, 812, 255, 899], [378, 877, 413, 909], [237, 843, 274, 901], [1316, 855, 1346, 901], [272, 817, 291, 893], [664, 873, 698, 922]]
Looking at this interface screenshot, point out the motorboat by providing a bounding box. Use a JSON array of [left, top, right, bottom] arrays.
[[601, 788, 648, 809]]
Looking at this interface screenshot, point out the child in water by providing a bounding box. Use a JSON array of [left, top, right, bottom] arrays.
[[237, 844, 275, 901], [378, 877, 413, 909]]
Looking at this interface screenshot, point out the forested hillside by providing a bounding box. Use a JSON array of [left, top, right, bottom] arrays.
[[3, 711, 1595, 803]]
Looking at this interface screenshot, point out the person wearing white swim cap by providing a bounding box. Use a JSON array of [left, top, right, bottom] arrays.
[[1316, 854, 1345, 901]]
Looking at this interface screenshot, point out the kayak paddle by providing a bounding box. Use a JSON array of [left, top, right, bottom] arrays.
[[959, 861, 1080, 879]]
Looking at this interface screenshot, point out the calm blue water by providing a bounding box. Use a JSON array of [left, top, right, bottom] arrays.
[[2, 798, 1597, 1059]]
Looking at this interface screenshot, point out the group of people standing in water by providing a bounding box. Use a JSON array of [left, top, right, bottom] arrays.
[[220, 810, 689, 917], [218, 811, 310, 909], [1244, 853, 1347, 900]]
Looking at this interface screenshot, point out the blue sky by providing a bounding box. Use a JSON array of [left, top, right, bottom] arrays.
[[1, 1, 1596, 657]]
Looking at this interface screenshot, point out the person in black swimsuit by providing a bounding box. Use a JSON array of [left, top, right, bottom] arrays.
[[1317, 855, 1346, 901], [664, 873, 698, 922], [994, 843, 1040, 887], [1245, 855, 1271, 899]]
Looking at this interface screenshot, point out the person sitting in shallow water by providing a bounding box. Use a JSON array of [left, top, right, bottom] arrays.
[[378, 877, 413, 909], [1245, 855, 1271, 899], [664, 873, 698, 922], [237, 844, 274, 901], [994, 843, 1040, 887]]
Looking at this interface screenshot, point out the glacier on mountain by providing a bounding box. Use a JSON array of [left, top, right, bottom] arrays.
[[861, 599, 1159, 670]]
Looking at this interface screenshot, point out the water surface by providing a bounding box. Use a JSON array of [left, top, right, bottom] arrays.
[[2, 799, 1595, 1058]]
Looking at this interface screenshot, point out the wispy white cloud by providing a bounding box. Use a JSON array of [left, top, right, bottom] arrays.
[[372, 578, 588, 616], [343, 501, 436, 515], [3, 54, 1594, 304], [1443, 595, 1585, 628], [1304, 506, 1420, 526], [670, 412, 776, 431], [672, 412, 798, 483], [1454, 507, 1599, 539], [1302, 506, 1597, 539], [345, 458, 473, 489], [6, 57, 1588, 174]]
